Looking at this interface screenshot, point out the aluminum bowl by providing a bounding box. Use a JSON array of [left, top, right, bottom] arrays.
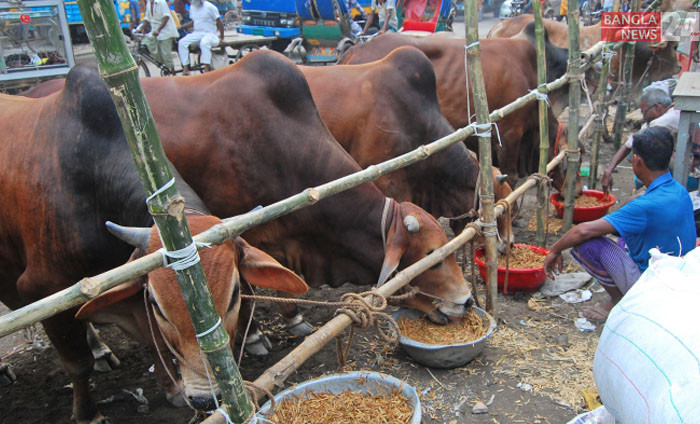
[[255, 371, 421, 423], [392, 307, 496, 369]]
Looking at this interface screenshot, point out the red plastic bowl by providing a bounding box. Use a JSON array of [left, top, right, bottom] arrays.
[[474, 244, 549, 293], [549, 190, 617, 223]]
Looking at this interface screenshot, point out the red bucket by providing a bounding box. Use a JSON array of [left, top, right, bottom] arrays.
[[474, 244, 548, 293], [549, 190, 616, 223]]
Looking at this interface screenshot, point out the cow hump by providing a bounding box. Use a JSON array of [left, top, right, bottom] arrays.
[[62, 66, 122, 138]]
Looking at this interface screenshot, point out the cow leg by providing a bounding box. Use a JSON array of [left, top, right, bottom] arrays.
[[237, 298, 272, 356], [0, 360, 17, 386], [86, 323, 120, 373], [40, 313, 107, 424], [278, 294, 314, 337]]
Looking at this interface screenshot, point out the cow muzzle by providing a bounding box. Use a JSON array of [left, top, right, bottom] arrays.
[[428, 294, 475, 325], [190, 395, 219, 411]]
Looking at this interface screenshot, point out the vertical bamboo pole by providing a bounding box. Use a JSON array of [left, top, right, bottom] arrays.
[[562, 0, 582, 231], [75, 0, 251, 421], [611, 0, 641, 150], [465, 0, 498, 313], [533, 0, 549, 247], [588, 46, 613, 189]]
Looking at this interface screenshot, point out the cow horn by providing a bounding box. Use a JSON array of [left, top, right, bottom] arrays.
[[403, 215, 420, 233], [496, 174, 508, 185], [105, 221, 151, 251]]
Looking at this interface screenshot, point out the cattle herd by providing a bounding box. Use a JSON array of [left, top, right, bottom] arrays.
[[0, 16, 681, 424]]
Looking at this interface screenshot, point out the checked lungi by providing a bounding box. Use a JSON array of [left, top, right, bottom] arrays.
[[570, 236, 641, 295]]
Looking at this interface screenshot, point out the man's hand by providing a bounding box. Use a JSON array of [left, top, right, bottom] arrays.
[[153, 29, 160, 37], [543, 251, 563, 279], [601, 169, 613, 195]]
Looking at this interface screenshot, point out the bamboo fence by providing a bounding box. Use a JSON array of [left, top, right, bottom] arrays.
[[533, 0, 550, 247], [464, 0, 498, 314]]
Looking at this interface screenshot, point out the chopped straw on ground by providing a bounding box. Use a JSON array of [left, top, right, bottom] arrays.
[[497, 246, 545, 269], [266, 389, 413, 424], [397, 310, 487, 345], [489, 321, 597, 409]]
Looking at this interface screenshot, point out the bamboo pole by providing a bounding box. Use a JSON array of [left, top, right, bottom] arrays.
[[562, 0, 582, 231], [533, 0, 550, 248], [589, 46, 613, 189], [75, 0, 251, 420], [611, 0, 642, 150], [465, 0, 498, 314]]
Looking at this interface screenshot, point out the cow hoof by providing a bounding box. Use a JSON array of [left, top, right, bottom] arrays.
[[0, 364, 17, 386], [73, 412, 111, 424], [166, 391, 187, 408], [285, 315, 314, 337], [244, 331, 271, 356], [93, 351, 120, 373]]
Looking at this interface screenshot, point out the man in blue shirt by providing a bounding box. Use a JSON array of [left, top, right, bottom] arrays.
[[544, 127, 696, 321]]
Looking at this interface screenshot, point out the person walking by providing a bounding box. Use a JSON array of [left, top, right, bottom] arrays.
[[138, 0, 179, 74]]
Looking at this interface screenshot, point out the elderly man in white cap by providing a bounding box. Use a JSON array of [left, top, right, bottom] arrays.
[[177, 0, 224, 75]]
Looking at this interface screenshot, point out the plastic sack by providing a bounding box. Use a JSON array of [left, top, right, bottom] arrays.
[[593, 246, 700, 424], [567, 405, 617, 424]]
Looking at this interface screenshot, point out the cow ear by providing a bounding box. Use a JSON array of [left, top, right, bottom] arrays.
[[75, 247, 147, 319], [237, 240, 308, 295], [75, 277, 145, 319], [378, 202, 408, 287]]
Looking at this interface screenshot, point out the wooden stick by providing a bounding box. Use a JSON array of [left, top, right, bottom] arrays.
[[533, 0, 550, 248], [611, 0, 642, 150], [465, 0, 498, 314], [562, 0, 582, 232]]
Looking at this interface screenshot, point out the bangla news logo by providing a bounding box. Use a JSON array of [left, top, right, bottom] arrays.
[[601, 12, 700, 42]]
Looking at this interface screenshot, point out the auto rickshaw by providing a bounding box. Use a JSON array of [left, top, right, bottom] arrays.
[[285, 0, 354, 65]]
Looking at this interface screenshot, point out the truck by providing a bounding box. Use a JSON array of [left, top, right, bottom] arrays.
[[237, 0, 299, 52]]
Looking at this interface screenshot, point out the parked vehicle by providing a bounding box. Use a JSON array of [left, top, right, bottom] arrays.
[[238, 0, 299, 52], [1, 0, 75, 93], [285, 0, 354, 65], [63, 0, 131, 41]]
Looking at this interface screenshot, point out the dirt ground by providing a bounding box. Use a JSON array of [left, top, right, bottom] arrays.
[[0, 110, 641, 424]]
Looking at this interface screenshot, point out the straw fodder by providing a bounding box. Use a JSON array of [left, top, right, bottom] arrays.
[[397, 310, 487, 346], [266, 389, 413, 424], [497, 246, 545, 269]]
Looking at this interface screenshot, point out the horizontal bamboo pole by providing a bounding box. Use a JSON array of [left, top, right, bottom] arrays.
[[0, 38, 615, 339]]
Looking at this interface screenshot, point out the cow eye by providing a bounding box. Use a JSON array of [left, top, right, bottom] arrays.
[[148, 293, 168, 322]]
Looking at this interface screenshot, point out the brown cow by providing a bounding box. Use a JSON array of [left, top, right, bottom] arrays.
[[0, 66, 302, 423], [22, 54, 473, 346], [299, 46, 514, 250], [487, 16, 681, 98], [338, 33, 574, 193], [77, 215, 307, 410]]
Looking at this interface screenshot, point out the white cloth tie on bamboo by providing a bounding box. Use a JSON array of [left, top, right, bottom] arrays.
[[468, 121, 502, 147], [158, 241, 212, 272], [531, 85, 550, 107], [146, 177, 176, 204], [601, 44, 615, 60], [196, 317, 222, 339]]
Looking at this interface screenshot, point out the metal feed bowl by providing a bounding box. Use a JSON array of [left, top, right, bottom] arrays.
[[392, 307, 496, 369], [255, 371, 421, 423]]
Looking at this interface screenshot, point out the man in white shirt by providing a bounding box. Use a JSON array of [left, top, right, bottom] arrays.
[[362, 0, 398, 35], [138, 0, 179, 74], [177, 0, 224, 75], [602, 88, 681, 194]]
